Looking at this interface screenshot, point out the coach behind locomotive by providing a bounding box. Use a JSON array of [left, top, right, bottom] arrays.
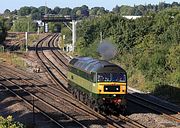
[[67, 57, 127, 114]]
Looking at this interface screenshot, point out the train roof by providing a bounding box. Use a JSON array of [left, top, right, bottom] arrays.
[[69, 57, 125, 73]]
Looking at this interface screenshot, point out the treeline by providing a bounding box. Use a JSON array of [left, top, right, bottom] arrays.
[[75, 7, 180, 92], [0, 2, 179, 33], [2, 2, 180, 20], [3, 5, 108, 20], [112, 2, 180, 15]]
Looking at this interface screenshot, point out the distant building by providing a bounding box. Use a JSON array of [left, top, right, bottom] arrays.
[[123, 16, 142, 19]]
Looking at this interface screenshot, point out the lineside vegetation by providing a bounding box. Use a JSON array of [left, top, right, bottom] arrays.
[[75, 8, 180, 103], [0, 116, 25, 128]]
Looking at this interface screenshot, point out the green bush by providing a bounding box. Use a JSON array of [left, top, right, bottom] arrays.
[[0, 116, 25, 128]]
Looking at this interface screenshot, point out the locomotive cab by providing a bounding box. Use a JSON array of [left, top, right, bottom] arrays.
[[94, 69, 127, 114]]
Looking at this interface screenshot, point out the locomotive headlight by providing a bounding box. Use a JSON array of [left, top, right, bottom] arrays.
[[113, 94, 116, 97]]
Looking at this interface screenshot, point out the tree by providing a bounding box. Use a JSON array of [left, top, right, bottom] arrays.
[[96, 7, 107, 15], [30, 7, 41, 20], [167, 45, 180, 86], [158, 2, 169, 11], [31, 7, 39, 14], [137, 5, 146, 15], [89, 7, 99, 15], [11, 9, 18, 15], [38, 6, 52, 15], [89, 7, 108, 16], [172, 2, 179, 7], [18, 6, 31, 16], [31, 12, 41, 20], [4, 9, 11, 15], [38, 6, 46, 15], [112, 5, 120, 13], [53, 7, 61, 14], [0, 17, 7, 43], [0, 116, 25, 128], [76, 10, 81, 17], [12, 17, 37, 32], [119, 5, 135, 15], [4, 18, 13, 31], [60, 7, 72, 16], [81, 5, 89, 17], [71, 7, 81, 17], [61, 27, 72, 44]]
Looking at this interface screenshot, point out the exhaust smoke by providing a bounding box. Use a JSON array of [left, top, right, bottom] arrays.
[[97, 40, 117, 61]]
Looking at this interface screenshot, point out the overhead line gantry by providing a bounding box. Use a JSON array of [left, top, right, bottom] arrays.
[[42, 15, 77, 52]]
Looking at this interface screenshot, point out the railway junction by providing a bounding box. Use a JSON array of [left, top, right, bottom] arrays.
[[0, 33, 179, 128]]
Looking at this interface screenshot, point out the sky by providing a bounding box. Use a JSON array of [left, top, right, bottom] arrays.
[[0, 0, 177, 13]]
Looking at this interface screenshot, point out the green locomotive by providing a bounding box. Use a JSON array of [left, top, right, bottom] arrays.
[[67, 57, 127, 114]]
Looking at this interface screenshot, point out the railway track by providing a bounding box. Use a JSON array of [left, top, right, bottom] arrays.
[[107, 115, 147, 128], [0, 79, 79, 127], [1, 33, 178, 127], [127, 91, 180, 123], [35, 34, 68, 89], [49, 34, 68, 69], [0, 66, 109, 124], [0, 67, 90, 127]]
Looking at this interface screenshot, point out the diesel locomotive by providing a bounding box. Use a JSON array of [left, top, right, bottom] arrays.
[[67, 57, 127, 114]]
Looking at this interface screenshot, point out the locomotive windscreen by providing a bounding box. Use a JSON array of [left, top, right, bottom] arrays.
[[97, 73, 126, 82]]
